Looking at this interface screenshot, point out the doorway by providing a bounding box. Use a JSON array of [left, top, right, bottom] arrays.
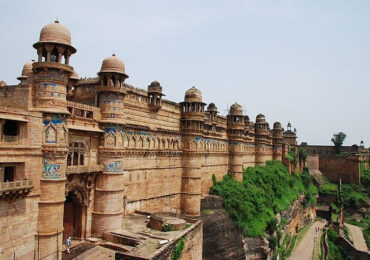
[[63, 190, 84, 241]]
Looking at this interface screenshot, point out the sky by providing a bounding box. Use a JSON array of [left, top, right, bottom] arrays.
[[0, 0, 369, 146]]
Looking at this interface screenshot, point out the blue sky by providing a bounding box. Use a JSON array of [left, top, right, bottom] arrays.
[[1, 0, 369, 146]]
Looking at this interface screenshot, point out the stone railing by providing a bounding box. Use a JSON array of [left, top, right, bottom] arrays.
[[0, 179, 33, 198]]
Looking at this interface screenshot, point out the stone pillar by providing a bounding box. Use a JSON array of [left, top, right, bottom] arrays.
[[181, 152, 202, 216]]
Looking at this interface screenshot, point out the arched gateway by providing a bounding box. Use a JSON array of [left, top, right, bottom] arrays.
[[63, 187, 88, 240]]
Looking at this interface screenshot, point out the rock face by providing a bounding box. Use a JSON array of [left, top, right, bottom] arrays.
[[201, 196, 246, 260]]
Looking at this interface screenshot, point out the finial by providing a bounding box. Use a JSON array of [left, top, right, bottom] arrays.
[[112, 53, 116, 56], [55, 17, 59, 23]]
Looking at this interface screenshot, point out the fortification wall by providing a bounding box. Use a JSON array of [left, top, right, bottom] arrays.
[[319, 155, 361, 184], [0, 197, 39, 260]]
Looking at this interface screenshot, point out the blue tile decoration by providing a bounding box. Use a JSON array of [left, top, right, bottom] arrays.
[[43, 159, 61, 179], [104, 161, 123, 173]]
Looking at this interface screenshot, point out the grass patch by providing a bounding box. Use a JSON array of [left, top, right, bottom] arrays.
[[319, 183, 338, 196], [202, 209, 212, 214]]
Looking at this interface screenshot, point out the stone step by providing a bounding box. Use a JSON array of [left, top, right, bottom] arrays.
[[102, 241, 134, 252]]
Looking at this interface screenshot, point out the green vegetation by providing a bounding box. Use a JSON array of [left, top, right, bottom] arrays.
[[327, 228, 352, 260], [273, 234, 290, 259], [299, 148, 308, 164], [163, 224, 172, 232], [342, 184, 366, 209], [285, 150, 297, 169], [343, 225, 353, 244], [172, 238, 185, 260], [284, 234, 297, 258], [319, 183, 338, 196], [210, 161, 317, 237], [331, 132, 347, 154], [185, 223, 192, 229], [202, 209, 212, 214]]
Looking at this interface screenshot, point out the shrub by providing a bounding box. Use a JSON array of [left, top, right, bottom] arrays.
[[172, 238, 185, 260], [163, 224, 172, 232], [210, 160, 315, 237]]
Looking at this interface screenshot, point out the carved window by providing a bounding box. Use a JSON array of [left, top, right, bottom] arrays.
[[67, 142, 86, 166]]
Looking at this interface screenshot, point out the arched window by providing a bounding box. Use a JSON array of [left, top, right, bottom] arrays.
[[68, 142, 86, 166], [103, 76, 108, 86]]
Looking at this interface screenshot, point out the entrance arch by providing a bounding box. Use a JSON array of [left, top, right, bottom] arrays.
[[63, 187, 87, 240]]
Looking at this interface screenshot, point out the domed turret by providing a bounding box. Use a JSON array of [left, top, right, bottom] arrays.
[[97, 54, 128, 124], [99, 54, 128, 77], [33, 21, 76, 60], [256, 113, 266, 123], [148, 81, 164, 111], [229, 103, 243, 116], [184, 87, 202, 102], [0, 80, 7, 87], [17, 60, 34, 82], [227, 102, 245, 140], [32, 21, 76, 113], [180, 86, 205, 133], [38, 21, 72, 46], [207, 103, 217, 112], [273, 122, 282, 129]]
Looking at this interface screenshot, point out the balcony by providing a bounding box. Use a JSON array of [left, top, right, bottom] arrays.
[[0, 179, 33, 199]]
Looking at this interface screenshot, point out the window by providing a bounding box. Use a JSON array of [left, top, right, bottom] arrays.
[[3, 166, 15, 182], [3, 120, 18, 136], [67, 142, 86, 166]]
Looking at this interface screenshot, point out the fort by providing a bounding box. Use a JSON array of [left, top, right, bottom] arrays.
[[0, 21, 302, 259]]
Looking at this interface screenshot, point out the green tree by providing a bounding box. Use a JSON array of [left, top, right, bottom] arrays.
[[331, 132, 347, 154], [299, 148, 308, 166]]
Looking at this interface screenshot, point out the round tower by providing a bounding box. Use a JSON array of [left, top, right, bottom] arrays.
[[180, 87, 205, 216], [32, 21, 76, 260], [254, 114, 272, 165], [272, 122, 283, 160], [92, 54, 128, 236], [227, 103, 245, 181], [147, 81, 164, 111], [97, 54, 128, 124]]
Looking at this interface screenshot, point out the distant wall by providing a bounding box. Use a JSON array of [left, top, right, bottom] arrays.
[[319, 155, 361, 184], [306, 155, 319, 170]]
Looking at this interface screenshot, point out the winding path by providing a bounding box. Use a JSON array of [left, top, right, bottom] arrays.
[[345, 223, 369, 252], [289, 220, 326, 260]]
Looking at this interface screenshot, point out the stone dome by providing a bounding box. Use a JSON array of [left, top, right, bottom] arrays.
[[70, 71, 79, 80], [229, 102, 243, 116], [244, 115, 250, 122], [34, 21, 76, 52], [256, 113, 266, 123], [207, 103, 217, 112], [273, 122, 282, 129], [99, 54, 128, 77], [148, 81, 162, 93], [18, 60, 34, 79], [184, 87, 202, 102], [0, 80, 7, 87]]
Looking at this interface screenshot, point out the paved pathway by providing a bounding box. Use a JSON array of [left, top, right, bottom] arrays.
[[289, 220, 326, 260], [345, 223, 369, 252]]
